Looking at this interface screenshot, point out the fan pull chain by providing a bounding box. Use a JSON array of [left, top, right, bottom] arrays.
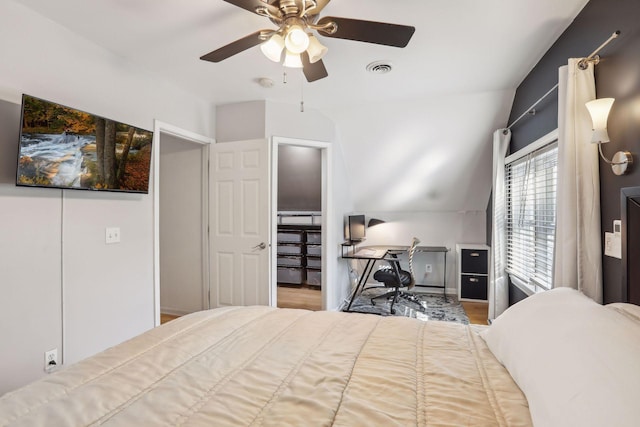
[[283, 70, 287, 84], [300, 78, 304, 113]]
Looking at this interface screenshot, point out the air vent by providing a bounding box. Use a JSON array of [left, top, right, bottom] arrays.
[[366, 61, 393, 74]]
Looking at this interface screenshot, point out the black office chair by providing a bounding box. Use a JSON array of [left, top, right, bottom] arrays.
[[371, 237, 424, 314]]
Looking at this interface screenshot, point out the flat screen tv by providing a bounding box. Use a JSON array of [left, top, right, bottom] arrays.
[[348, 214, 366, 242], [16, 94, 153, 193]]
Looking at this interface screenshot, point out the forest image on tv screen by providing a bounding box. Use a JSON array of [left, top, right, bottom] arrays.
[[17, 95, 153, 193]]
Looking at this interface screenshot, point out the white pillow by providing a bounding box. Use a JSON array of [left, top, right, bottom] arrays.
[[481, 287, 640, 427], [606, 302, 640, 323]]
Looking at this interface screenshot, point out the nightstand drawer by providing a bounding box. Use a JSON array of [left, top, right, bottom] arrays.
[[460, 275, 488, 300], [461, 249, 488, 274]]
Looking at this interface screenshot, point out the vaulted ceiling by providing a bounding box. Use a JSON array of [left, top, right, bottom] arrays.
[[13, 0, 589, 212]]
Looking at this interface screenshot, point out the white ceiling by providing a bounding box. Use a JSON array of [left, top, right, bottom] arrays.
[[13, 0, 589, 213]]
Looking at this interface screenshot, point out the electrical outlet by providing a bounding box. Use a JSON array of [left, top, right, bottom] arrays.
[[44, 348, 58, 373], [105, 227, 121, 244], [425, 264, 432, 273]]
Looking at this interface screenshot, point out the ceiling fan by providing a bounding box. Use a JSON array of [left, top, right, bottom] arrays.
[[200, 0, 415, 82]]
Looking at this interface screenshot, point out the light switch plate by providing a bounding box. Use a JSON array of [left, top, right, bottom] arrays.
[[604, 232, 621, 259], [105, 227, 120, 244]]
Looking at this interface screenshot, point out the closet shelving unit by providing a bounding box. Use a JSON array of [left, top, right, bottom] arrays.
[[276, 212, 322, 288]]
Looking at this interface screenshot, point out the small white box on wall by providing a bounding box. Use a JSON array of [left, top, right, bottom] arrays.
[[604, 220, 621, 259]]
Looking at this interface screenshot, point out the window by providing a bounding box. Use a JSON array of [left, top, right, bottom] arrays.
[[505, 139, 558, 293]]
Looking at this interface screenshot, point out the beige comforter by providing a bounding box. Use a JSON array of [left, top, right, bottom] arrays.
[[0, 306, 531, 426]]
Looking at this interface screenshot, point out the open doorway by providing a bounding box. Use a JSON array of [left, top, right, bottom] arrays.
[[158, 134, 209, 322], [153, 121, 213, 326], [272, 138, 331, 311]]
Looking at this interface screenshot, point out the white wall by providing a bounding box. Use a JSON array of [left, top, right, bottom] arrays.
[[0, 100, 63, 393], [325, 91, 514, 213], [265, 101, 336, 143], [0, 1, 212, 393], [330, 139, 356, 307], [159, 134, 206, 316], [215, 101, 265, 142], [62, 190, 155, 364]]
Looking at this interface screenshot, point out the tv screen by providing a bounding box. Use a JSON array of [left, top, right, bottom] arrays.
[[16, 94, 153, 193], [348, 214, 366, 242]]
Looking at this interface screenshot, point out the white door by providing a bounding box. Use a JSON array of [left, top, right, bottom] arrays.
[[210, 139, 271, 307]]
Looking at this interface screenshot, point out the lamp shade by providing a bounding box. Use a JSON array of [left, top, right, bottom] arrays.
[[585, 98, 614, 143], [283, 50, 303, 68], [284, 25, 309, 54], [367, 218, 385, 227], [306, 34, 328, 63], [260, 34, 284, 62]]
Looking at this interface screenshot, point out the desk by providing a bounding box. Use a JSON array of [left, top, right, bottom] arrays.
[[342, 245, 449, 313]]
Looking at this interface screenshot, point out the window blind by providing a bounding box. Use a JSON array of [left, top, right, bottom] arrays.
[[505, 141, 558, 292]]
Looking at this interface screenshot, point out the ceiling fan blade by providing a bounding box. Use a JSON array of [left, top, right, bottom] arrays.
[[222, 0, 281, 17], [301, 52, 328, 82], [200, 31, 265, 62], [316, 16, 415, 48]]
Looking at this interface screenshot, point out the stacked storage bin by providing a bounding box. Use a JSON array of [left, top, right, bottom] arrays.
[[305, 231, 322, 287], [276, 230, 304, 285], [276, 226, 321, 288]]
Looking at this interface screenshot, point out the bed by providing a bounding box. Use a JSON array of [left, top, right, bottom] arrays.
[[1, 288, 639, 426]]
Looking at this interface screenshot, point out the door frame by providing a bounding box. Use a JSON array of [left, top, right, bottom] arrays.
[[153, 120, 214, 326], [271, 136, 333, 310]]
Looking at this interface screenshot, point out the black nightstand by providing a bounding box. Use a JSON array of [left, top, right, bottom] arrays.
[[456, 244, 489, 302]]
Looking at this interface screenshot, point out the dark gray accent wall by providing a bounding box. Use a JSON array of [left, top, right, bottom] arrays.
[[504, 0, 640, 304], [277, 145, 321, 211], [509, 283, 529, 307]]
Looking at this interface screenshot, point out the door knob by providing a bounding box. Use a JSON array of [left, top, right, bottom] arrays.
[[252, 242, 267, 251]]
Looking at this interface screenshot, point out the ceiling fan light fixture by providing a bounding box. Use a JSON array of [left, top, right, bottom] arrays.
[[306, 34, 328, 63], [260, 33, 285, 62], [283, 50, 304, 68], [284, 25, 310, 54], [200, 2, 416, 83]]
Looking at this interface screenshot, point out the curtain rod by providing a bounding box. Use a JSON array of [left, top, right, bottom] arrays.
[[578, 30, 620, 69], [505, 30, 621, 132], [506, 84, 559, 130]]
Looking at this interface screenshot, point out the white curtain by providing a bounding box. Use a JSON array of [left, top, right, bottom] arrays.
[[489, 128, 511, 320], [554, 58, 603, 303]]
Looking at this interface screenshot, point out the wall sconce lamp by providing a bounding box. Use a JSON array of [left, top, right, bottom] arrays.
[[585, 98, 633, 175], [367, 218, 385, 227]]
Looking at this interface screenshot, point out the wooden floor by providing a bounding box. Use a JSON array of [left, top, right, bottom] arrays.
[[277, 285, 322, 311], [277, 286, 489, 325], [160, 313, 180, 324], [461, 301, 489, 325]]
